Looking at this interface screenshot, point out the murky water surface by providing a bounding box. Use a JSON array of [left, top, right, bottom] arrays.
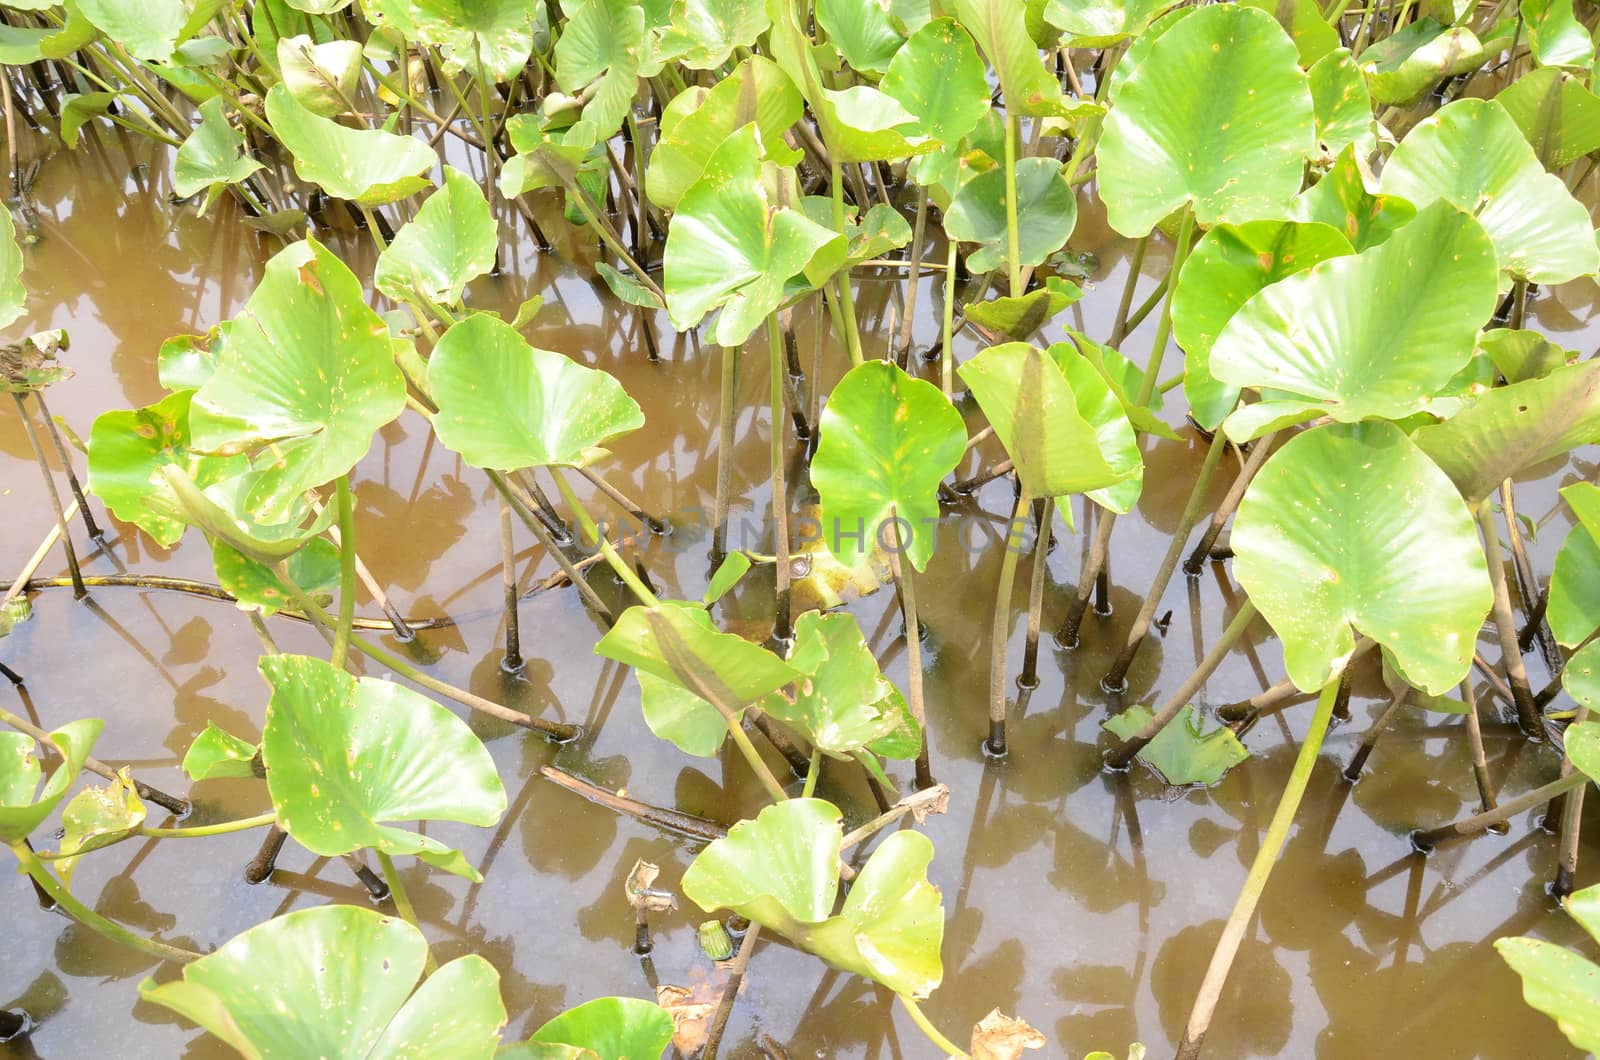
[[4, 136, 1600, 1058]]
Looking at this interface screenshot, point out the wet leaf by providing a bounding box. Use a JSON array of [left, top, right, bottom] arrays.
[[1379, 98, 1599, 283], [701, 552, 752, 606], [944, 157, 1077, 275], [760, 611, 918, 759], [259, 654, 507, 880], [188, 238, 407, 521], [881, 17, 990, 146], [139, 905, 507, 1058], [1523, 0, 1593, 69], [408, 0, 541, 82], [54, 771, 146, 884], [375, 166, 498, 307], [812, 360, 966, 572], [552, 0, 644, 139], [0, 718, 102, 845], [1172, 219, 1354, 430], [181, 722, 260, 782], [1212, 201, 1497, 437], [1496, 67, 1600, 169], [1231, 421, 1492, 694], [1287, 143, 1416, 251], [1102, 705, 1248, 785], [1360, 19, 1484, 107], [264, 84, 434, 205], [971, 1009, 1048, 1059], [428, 312, 643, 470], [520, 996, 674, 1058], [965, 278, 1082, 341], [1097, 4, 1313, 236], [1497, 884, 1600, 1055], [211, 535, 341, 616], [173, 97, 265, 215], [682, 797, 945, 997]]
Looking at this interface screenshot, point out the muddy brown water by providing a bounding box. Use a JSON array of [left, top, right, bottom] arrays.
[[3, 136, 1600, 1059]]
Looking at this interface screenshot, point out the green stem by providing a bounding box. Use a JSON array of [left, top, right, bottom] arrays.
[[139, 811, 277, 838], [331, 476, 357, 669], [1137, 206, 1195, 405], [550, 472, 659, 607], [1176, 676, 1339, 1058], [831, 160, 865, 366], [985, 491, 1032, 757], [801, 747, 822, 798], [12, 841, 202, 963], [1003, 112, 1022, 294], [941, 239, 958, 398], [898, 995, 970, 1058], [767, 317, 792, 640], [561, 174, 667, 304], [377, 851, 437, 974]]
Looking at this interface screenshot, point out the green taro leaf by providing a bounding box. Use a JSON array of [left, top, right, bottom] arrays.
[[0, 204, 23, 331], [1052, 343, 1146, 515], [1044, 0, 1178, 47], [1211, 201, 1497, 437], [375, 166, 498, 306], [1287, 143, 1416, 250], [1172, 219, 1354, 430], [816, 0, 904, 75], [524, 997, 675, 1058], [76, 0, 185, 61], [1359, 19, 1484, 107], [211, 536, 341, 616], [188, 238, 407, 522], [681, 798, 945, 998], [1496, 884, 1600, 1055], [140, 905, 507, 1059], [1478, 327, 1576, 383], [952, 0, 1069, 115], [1379, 98, 1599, 284], [811, 360, 967, 572], [553, 0, 644, 139], [881, 17, 990, 147], [944, 157, 1078, 275], [958, 342, 1129, 500], [264, 84, 435, 206], [427, 313, 643, 470], [0, 718, 102, 845], [259, 654, 507, 880], [1523, 0, 1594, 69], [1549, 483, 1600, 646], [1231, 421, 1492, 694], [645, 56, 802, 211], [760, 611, 917, 759], [409, 0, 541, 82], [663, 125, 845, 345], [1412, 359, 1600, 504], [1497, 67, 1600, 169], [276, 33, 363, 116], [1242, 0, 1338, 66], [87, 390, 247, 549], [54, 771, 146, 884], [964, 277, 1083, 342], [173, 97, 266, 215], [1097, 4, 1314, 237], [181, 721, 260, 782], [1308, 47, 1375, 159], [1102, 704, 1249, 785], [1562, 639, 1600, 713], [658, 0, 771, 70]]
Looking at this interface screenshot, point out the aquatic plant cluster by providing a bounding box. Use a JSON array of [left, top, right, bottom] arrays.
[[4, 0, 1600, 1055]]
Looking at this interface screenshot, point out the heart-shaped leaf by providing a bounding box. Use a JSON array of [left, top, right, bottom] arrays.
[[1231, 421, 1492, 693], [1523, 0, 1594, 69], [1379, 97, 1599, 283], [1497, 67, 1600, 169], [1102, 704, 1249, 785], [173, 97, 265, 214], [816, 0, 903, 75], [375, 166, 497, 307], [1496, 884, 1600, 1055], [1211, 201, 1497, 435], [408, 0, 541, 82], [553, 0, 644, 139], [428, 313, 643, 470], [760, 610, 917, 759], [140, 905, 507, 1058], [681, 797, 945, 998], [656, 0, 770, 70], [521, 997, 675, 1058], [188, 238, 407, 521], [259, 654, 507, 880], [1359, 19, 1484, 107], [0, 718, 102, 845], [1097, 4, 1314, 236], [944, 157, 1077, 275], [811, 360, 967, 572], [881, 18, 990, 146], [1287, 143, 1416, 250], [265, 84, 435, 205]]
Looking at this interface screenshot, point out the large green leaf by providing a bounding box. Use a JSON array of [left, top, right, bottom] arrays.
[[87, 390, 247, 548], [952, 0, 1068, 115], [1231, 421, 1492, 693], [53, 772, 146, 884], [1210, 201, 1497, 437], [375, 167, 498, 306], [811, 360, 966, 572], [264, 84, 435, 206], [173, 97, 265, 215], [959, 342, 1134, 500], [1054, 344, 1145, 514], [816, 0, 903, 75], [1562, 639, 1600, 713], [1097, 4, 1314, 236], [553, 0, 644, 139], [428, 313, 642, 470], [76, 0, 185, 61], [1308, 47, 1375, 159], [880, 18, 990, 147], [1523, 0, 1594, 69], [1102, 704, 1249, 785], [212, 536, 341, 616], [1497, 67, 1600, 169], [1044, 0, 1177, 47], [259, 654, 507, 881], [1379, 98, 1599, 284], [0, 204, 23, 331], [656, 0, 770, 70], [0, 718, 102, 845], [1359, 19, 1484, 107], [644, 56, 802, 211], [523, 997, 675, 1059], [140, 905, 507, 1059], [759, 611, 917, 759], [188, 238, 406, 521], [662, 125, 844, 345], [1549, 483, 1600, 646], [1242, 0, 1338, 65], [408, 0, 541, 82], [681, 798, 945, 998], [1171, 219, 1354, 430], [1287, 143, 1416, 251], [276, 33, 362, 116], [944, 157, 1077, 275], [1413, 359, 1600, 504], [1497, 884, 1600, 1055]]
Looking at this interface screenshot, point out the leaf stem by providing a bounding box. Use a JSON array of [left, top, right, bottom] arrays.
[[377, 850, 437, 975], [550, 471, 659, 607], [767, 317, 792, 640], [1003, 112, 1022, 294], [897, 994, 970, 1058], [138, 811, 277, 839], [985, 491, 1032, 757], [11, 841, 201, 963], [831, 160, 865, 366], [801, 747, 822, 798], [331, 475, 357, 669]]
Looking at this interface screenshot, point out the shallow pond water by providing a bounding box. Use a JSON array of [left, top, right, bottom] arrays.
[[4, 135, 1600, 1058]]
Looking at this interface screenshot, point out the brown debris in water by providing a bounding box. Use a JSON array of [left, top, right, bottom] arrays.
[[970, 1009, 1047, 1060]]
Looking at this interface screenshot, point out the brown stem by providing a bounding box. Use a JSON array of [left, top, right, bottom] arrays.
[[985, 492, 1032, 757], [30, 391, 103, 541], [1343, 688, 1409, 781], [539, 765, 727, 842], [244, 824, 289, 883], [1184, 434, 1275, 576], [1410, 772, 1585, 852], [500, 499, 523, 673], [702, 924, 760, 1059], [0, 704, 188, 814], [1477, 503, 1541, 737], [13, 393, 84, 598], [1462, 679, 1499, 818], [1554, 703, 1590, 898], [1019, 498, 1054, 689]]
